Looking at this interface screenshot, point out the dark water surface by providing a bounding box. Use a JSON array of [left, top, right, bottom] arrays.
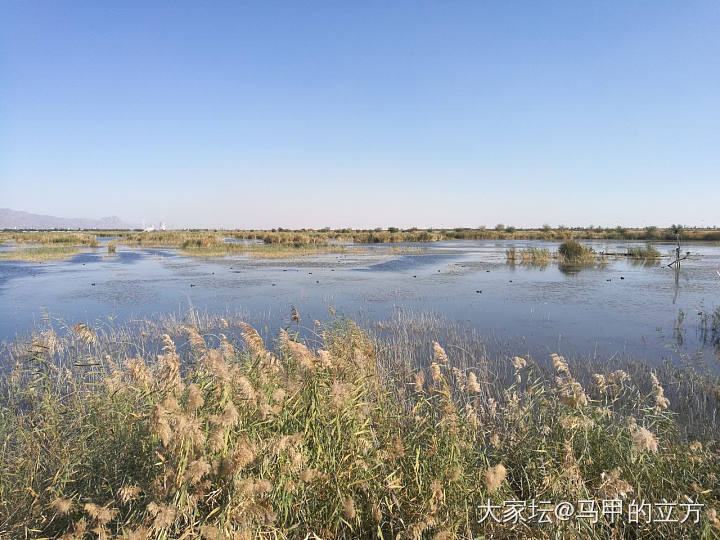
[[1, 240, 719, 366]]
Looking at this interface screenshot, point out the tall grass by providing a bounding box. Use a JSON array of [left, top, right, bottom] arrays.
[[0, 246, 82, 261], [558, 240, 596, 264], [5, 227, 720, 249], [626, 243, 661, 260], [1, 314, 718, 538], [506, 247, 552, 265], [1, 232, 99, 247]]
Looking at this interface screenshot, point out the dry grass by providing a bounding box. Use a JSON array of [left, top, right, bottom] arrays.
[[245, 243, 359, 259], [626, 243, 662, 260], [1, 312, 718, 538], [0, 232, 99, 246], [178, 243, 359, 259], [5, 226, 720, 249], [0, 246, 82, 261], [506, 246, 553, 265]]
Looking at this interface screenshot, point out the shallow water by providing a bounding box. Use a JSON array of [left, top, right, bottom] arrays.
[[1, 240, 719, 366]]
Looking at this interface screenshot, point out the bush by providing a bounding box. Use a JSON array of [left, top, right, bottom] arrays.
[[558, 240, 593, 262], [627, 243, 661, 259]]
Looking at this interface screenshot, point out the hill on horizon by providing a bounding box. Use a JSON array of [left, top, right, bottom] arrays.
[[0, 208, 132, 230]]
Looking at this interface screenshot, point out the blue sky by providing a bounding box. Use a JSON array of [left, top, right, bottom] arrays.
[[1, 1, 719, 229]]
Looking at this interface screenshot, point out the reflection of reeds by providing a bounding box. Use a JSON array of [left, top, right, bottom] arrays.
[[1, 312, 719, 537], [698, 306, 720, 351]]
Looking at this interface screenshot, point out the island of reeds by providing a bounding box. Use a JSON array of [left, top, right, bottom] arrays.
[[1, 312, 719, 538], [0, 225, 714, 261]]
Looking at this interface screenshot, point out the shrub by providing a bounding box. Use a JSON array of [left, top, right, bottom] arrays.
[[558, 240, 594, 263], [627, 243, 661, 259]]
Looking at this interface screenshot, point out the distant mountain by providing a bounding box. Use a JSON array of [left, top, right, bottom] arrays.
[[0, 208, 133, 230]]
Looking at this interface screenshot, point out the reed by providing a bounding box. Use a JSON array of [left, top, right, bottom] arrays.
[[0, 246, 82, 261], [1, 312, 718, 538], [5, 226, 720, 248], [558, 240, 596, 264], [1, 231, 99, 247], [510, 246, 552, 264], [626, 243, 661, 260]]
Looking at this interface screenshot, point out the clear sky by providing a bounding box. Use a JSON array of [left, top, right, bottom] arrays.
[[1, 1, 719, 229]]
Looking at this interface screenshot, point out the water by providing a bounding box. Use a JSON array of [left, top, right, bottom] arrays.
[[1, 240, 719, 366]]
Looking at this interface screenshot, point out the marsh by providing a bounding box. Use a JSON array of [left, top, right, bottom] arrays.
[[1, 238, 718, 368]]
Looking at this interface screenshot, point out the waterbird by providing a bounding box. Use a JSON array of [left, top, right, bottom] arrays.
[[91, 283, 96, 286], [620, 276, 625, 280], [476, 290, 482, 293], [190, 284, 195, 287]]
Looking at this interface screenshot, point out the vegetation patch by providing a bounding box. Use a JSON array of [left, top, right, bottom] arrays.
[[626, 243, 661, 260], [1, 315, 718, 538], [558, 240, 596, 264], [4, 226, 720, 248], [0, 232, 98, 247], [0, 246, 82, 261], [506, 246, 552, 265]]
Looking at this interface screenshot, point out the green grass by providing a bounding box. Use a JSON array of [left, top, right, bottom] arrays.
[[558, 240, 597, 264], [1, 314, 718, 538]]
